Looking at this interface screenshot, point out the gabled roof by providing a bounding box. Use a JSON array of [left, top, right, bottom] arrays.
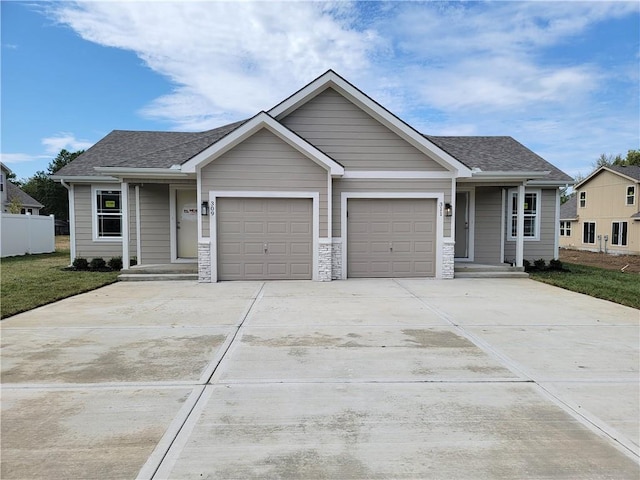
[[426, 136, 573, 183], [52, 71, 571, 183], [269, 70, 472, 177], [6, 182, 44, 208], [607, 165, 640, 181], [54, 123, 245, 177], [182, 112, 344, 176], [574, 165, 640, 189], [559, 195, 578, 221]]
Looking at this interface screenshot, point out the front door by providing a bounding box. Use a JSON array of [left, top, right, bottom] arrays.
[[176, 189, 197, 258], [455, 192, 469, 258]]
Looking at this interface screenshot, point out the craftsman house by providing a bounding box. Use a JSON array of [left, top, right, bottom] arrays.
[[560, 165, 640, 255], [52, 70, 572, 281]]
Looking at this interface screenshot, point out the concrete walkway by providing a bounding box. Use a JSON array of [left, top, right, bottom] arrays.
[[1, 278, 638, 479]]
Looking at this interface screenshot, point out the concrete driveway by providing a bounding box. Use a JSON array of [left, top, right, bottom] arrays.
[[1, 278, 638, 479]]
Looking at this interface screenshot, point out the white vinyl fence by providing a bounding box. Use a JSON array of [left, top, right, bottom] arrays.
[[1, 213, 55, 257]]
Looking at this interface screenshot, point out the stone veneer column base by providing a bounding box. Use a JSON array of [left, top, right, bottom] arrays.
[[198, 241, 212, 283], [331, 238, 343, 280], [318, 240, 332, 282], [442, 240, 455, 279]]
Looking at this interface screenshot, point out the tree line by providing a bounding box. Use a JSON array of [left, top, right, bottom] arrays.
[[10, 149, 83, 220]]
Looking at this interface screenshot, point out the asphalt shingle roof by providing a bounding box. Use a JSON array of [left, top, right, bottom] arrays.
[[55, 121, 246, 177], [6, 182, 44, 208], [559, 195, 577, 220], [425, 135, 573, 182], [608, 165, 640, 181]]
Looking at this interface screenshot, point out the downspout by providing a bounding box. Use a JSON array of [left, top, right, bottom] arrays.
[[60, 180, 76, 265]]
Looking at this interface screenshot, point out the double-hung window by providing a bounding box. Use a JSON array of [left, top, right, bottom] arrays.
[[579, 191, 586, 208], [582, 222, 595, 244], [93, 187, 122, 240], [509, 190, 539, 240], [612, 222, 628, 246], [627, 186, 636, 206], [560, 221, 571, 237]]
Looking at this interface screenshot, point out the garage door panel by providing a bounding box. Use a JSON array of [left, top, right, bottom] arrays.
[[414, 241, 434, 254], [414, 221, 434, 233], [241, 243, 263, 255], [291, 243, 311, 255], [348, 198, 436, 278], [391, 241, 411, 254], [217, 197, 312, 280]]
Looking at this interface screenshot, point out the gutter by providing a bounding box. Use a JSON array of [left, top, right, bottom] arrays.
[[93, 167, 193, 179]]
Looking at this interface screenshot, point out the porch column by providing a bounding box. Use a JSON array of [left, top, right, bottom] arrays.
[[515, 183, 525, 268], [121, 182, 130, 270]]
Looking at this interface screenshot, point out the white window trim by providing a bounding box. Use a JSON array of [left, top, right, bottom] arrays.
[[91, 184, 123, 242], [507, 188, 541, 241], [582, 221, 596, 245], [611, 221, 628, 246], [626, 185, 636, 206], [579, 191, 586, 208], [560, 221, 572, 237]]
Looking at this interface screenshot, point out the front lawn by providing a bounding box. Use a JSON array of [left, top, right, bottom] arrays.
[[1, 248, 119, 319], [529, 262, 640, 310]]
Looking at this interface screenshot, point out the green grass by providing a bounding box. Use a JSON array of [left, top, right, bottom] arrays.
[[1, 250, 119, 319], [530, 263, 640, 310]]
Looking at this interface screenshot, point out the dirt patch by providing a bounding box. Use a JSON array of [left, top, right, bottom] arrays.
[[559, 248, 640, 273], [402, 329, 476, 349]]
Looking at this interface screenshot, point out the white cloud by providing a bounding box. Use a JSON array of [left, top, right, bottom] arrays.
[[0, 153, 48, 164], [50, 1, 379, 129], [45, 1, 639, 175], [41, 133, 94, 155]]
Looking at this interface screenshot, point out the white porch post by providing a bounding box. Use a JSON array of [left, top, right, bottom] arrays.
[[121, 182, 130, 269], [515, 183, 525, 268]]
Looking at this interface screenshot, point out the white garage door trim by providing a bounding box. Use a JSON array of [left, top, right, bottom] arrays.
[[209, 191, 319, 282], [341, 192, 445, 279]]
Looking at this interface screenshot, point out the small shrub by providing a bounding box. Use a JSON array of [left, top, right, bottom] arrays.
[[89, 257, 107, 271], [533, 258, 546, 270], [108, 256, 123, 271], [72, 257, 89, 271], [523, 259, 532, 272], [130, 257, 138, 267], [548, 259, 563, 271]]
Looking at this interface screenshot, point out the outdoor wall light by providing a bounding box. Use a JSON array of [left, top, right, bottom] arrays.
[[445, 203, 453, 217], [201, 201, 209, 216]]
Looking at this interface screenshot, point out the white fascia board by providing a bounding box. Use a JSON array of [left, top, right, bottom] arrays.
[[462, 171, 551, 183], [94, 167, 193, 179], [50, 175, 118, 183], [182, 112, 344, 176], [343, 170, 454, 179], [574, 166, 638, 189], [527, 180, 574, 187], [268, 71, 472, 177]]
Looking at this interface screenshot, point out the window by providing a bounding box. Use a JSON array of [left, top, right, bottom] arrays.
[[612, 222, 628, 246], [583, 222, 595, 244], [627, 186, 635, 206], [579, 191, 586, 208], [94, 188, 122, 239], [560, 221, 571, 237], [510, 190, 539, 239], [20, 208, 33, 215]]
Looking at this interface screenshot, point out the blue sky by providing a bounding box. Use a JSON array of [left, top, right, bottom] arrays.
[[1, 1, 638, 181]]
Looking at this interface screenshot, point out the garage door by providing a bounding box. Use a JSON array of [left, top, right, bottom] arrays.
[[347, 198, 436, 278], [217, 197, 313, 280]]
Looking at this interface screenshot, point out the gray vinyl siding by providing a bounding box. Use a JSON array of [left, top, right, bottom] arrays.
[[201, 129, 329, 237], [504, 188, 558, 262], [333, 178, 452, 237], [73, 184, 136, 260], [138, 184, 171, 264], [281, 88, 447, 172], [473, 187, 502, 263]]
